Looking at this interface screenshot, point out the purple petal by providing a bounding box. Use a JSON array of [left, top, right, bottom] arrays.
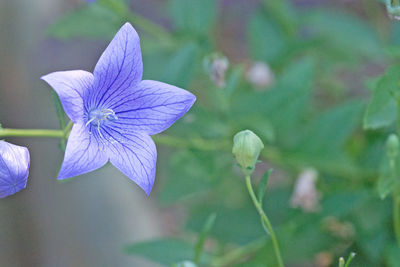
[[103, 128, 156, 195], [0, 141, 30, 198], [109, 80, 196, 135], [41, 70, 94, 123], [58, 123, 108, 179], [89, 22, 143, 109]]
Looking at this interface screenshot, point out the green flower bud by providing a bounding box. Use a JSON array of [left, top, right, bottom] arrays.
[[386, 133, 399, 159], [232, 130, 264, 175]]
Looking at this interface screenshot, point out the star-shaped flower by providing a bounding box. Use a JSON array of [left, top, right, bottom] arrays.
[[42, 23, 196, 195], [0, 141, 30, 198]]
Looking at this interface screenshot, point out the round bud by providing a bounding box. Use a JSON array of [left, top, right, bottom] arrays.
[[232, 130, 264, 175]]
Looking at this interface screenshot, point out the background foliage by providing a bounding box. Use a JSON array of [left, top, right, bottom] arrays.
[[3, 0, 400, 266]]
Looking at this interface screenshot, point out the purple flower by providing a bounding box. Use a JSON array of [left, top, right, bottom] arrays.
[[0, 141, 30, 198], [42, 23, 196, 195]]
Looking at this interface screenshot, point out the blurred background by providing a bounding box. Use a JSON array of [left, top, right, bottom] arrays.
[[1, 0, 399, 266]]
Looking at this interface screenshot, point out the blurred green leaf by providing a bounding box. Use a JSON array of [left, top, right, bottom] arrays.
[[159, 151, 220, 204], [232, 57, 314, 149], [321, 190, 369, 217], [262, 0, 298, 37], [169, 0, 217, 36], [193, 213, 217, 264], [376, 151, 400, 200], [302, 8, 382, 60], [386, 245, 400, 267], [225, 65, 244, 95], [187, 205, 265, 244], [125, 239, 198, 266], [47, 4, 124, 40], [352, 196, 392, 263], [161, 42, 198, 88], [257, 169, 272, 206], [248, 11, 287, 63], [364, 65, 400, 129], [294, 100, 364, 159], [377, 159, 396, 199]]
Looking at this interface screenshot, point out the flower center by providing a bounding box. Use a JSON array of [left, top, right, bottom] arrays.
[[86, 108, 118, 127]]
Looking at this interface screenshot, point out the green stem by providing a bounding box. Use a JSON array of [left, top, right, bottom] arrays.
[[245, 176, 284, 267], [0, 127, 229, 151], [344, 252, 356, 267], [394, 186, 400, 246], [0, 128, 376, 179], [0, 128, 64, 138], [211, 239, 266, 267], [64, 121, 73, 137], [394, 101, 400, 247]]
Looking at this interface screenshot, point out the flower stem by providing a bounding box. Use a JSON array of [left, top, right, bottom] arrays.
[[0, 128, 375, 179], [0, 127, 229, 151], [0, 128, 64, 138], [245, 175, 284, 267], [394, 186, 400, 246], [393, 102, 400, 247]]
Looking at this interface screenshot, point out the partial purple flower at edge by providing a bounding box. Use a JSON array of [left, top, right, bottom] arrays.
[[41, 23, 196, 195], [0, 141, 30, 198]]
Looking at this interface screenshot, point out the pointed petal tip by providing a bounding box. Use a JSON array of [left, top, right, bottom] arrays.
[[57, 169, 74, 180], [189, 92, 197, 106], [120, 22, 137, 34], [130, 178, 153, 196], [142, 184, 153, 196], [122, 22, 133, 28], [40, 74, 49, 82], [57, 174, 68, 180]]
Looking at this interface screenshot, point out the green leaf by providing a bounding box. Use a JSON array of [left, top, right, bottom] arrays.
[[262, 0, 298, 37], [169, 0, 217, 36], [124, 239, 196, 266], [186, 205, 265, 244], [160, 42, 198, 88], [302, 8, 382, 59], [377, 156, 400, 199], [385, 244, 400, 267], [47, 4, 124, 40], [225, 65, 244, 95], [257, 169, 272, 205], [232, 57, 314, 146], [294, 100, 364, 159], [158, 151, 220, 204], [193, 213, 217, 264], [247, 11, 287, 63], [364, 66, 400, 129]]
